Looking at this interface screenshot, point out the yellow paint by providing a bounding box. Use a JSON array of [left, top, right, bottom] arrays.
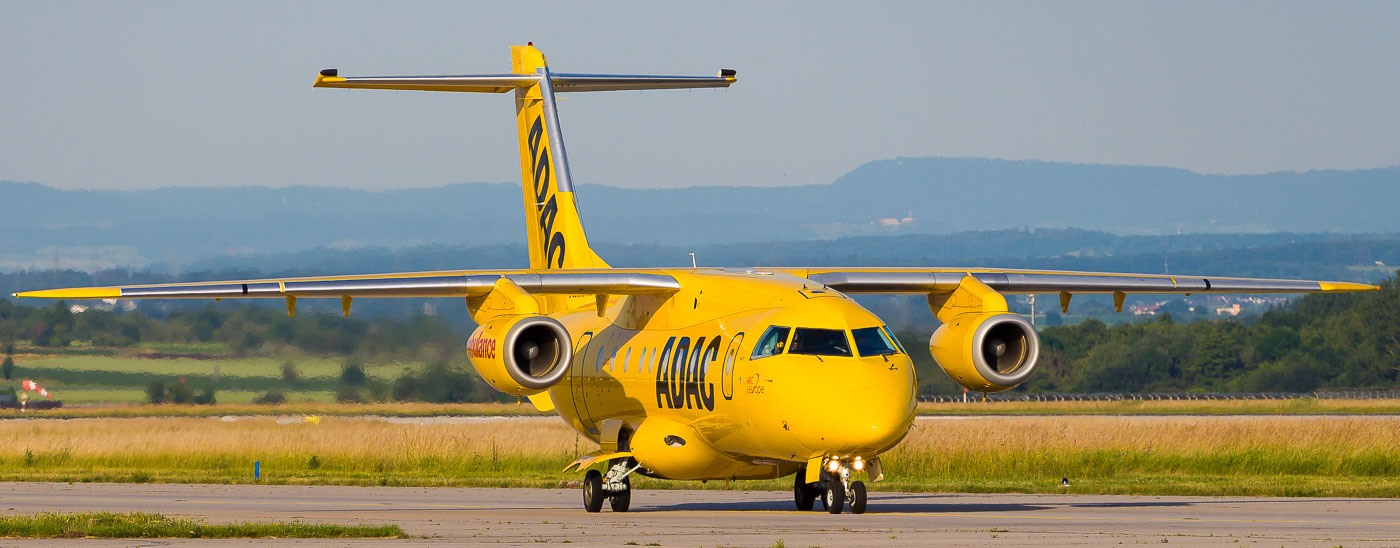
[[926, 275, 1006, 324], [1319, 281, 1382, 292], [527, 392, 555, 413], [563, 451, 634, 473], [927, 277, 1024, 392], [511, 45, 609, 273], [12, 287, 121, 299]]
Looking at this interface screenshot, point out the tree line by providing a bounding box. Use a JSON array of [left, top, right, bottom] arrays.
[[0, 299, 464, 359]]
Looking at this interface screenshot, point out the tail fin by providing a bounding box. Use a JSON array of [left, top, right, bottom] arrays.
[[510, 45, 606, 270], [313, 45, 737, 270]]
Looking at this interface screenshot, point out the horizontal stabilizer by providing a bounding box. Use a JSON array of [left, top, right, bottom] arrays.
[[314, 71, 736, 93]]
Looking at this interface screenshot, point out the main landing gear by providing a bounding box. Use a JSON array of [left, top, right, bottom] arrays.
[[795, 457, 867, 514], [583, 458, 640, 512]]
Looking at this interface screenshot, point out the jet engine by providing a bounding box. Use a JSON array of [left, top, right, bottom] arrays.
[[466, 315, 572, 396], [929, 312, 1039, 392]]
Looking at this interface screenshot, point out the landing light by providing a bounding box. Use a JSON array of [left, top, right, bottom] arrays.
[[853, 457, 865, 471], [827, 458, 840, 472]]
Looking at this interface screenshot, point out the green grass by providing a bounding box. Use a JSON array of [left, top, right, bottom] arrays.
[[0, 401, 541, 418], [0, 512, 406, 539], [45, 388, 336, 405], [6, 354, 427, 403]]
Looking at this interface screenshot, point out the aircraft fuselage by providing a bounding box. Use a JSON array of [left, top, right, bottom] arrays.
[[543, 269, 918, 480]]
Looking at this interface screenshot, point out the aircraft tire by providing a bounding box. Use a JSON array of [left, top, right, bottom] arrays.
[[609, 476, 631, 512], [583, 470, 605, 513], [794, 472, 816, 511], [850, 481, 867, 514], [824, 481, 845, 515]]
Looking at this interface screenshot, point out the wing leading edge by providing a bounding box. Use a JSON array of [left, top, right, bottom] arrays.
[[794, 268, 1378, 295], [11, 271, 680, 301]]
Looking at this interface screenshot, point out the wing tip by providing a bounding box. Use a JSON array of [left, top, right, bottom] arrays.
[[1317, 281, 1382, 293], [13, 287, 122, 299]]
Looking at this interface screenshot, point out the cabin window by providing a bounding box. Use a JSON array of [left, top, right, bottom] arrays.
[[751, 326, 791, 360], [788, 328, 852, 357], [852, 326, 900, 357], [622, 347, 631, 373]]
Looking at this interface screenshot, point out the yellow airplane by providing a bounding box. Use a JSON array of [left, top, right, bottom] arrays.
[[14, 45, 1379, 515]]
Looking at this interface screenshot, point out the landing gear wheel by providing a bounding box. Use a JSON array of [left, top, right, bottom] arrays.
[[609, 475, 631, 512], [850, 480, 867, 514], [583, 470, 604, 513], [824, 481, 846, 515], [794, 472, 816, 511]]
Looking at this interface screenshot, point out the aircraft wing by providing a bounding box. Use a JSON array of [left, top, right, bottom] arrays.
[[11, 270, 680, 300], [788, 268, 1378, 295]]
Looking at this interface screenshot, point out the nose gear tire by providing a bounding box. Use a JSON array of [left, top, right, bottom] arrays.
[[824, 481, 845, 515], [850, 480, 867, 514]]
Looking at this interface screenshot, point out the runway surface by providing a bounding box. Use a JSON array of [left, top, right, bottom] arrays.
[[1, 482, 1397, 546]]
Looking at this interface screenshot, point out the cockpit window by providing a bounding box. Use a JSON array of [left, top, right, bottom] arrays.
[[789, 328, 852, 357], [852, 326, 900, 357], [751, 326, 791, 360], [886, 327, 908, 354]]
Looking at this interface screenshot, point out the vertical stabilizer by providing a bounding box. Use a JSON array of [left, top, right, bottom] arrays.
[[510, 45, 609, 270]]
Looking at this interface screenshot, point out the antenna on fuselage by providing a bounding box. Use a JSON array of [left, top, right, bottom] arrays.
[[689, 253, 697, 268]]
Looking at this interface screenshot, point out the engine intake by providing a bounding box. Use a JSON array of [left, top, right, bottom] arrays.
[[467, 315, 572, 396], [929, 312, 1039, 392]]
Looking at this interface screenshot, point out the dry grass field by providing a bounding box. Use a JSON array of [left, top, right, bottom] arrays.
[[2, 414, 1397, 496]]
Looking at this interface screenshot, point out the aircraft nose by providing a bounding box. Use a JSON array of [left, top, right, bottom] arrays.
[[832, 386, 914, 452]]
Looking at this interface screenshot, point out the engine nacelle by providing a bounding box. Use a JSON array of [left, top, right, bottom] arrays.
[[466, 315, 572, 396], [929, 312, 1039, 392]]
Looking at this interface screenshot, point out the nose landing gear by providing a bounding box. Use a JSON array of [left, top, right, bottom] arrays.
[[795, 457, 868, 514], [583, 458, 640, 513]]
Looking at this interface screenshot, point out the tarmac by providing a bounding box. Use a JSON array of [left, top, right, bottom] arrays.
[[0, 482, 1397, 546]]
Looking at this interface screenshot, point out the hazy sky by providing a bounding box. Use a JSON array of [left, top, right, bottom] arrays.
[[3, 1, 1397, 191]]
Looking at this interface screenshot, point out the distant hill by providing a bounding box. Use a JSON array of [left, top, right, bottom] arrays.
[[3, 157, 1398, 270]]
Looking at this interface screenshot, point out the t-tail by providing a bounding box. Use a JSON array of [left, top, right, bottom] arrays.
[[314, 44, 737, 270]]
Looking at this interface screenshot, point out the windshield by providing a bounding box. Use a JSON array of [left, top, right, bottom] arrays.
[[852, 326, 900, 357], [751, 326, 791, 360], [788, 328, 852, 357]]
